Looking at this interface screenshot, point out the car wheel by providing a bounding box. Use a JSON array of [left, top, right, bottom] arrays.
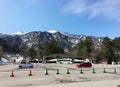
[[29, 66, 33, 68], [19, 66, 22, 69]]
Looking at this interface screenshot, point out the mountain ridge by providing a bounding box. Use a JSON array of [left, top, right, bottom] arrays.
[[0, 31, 104, 54]]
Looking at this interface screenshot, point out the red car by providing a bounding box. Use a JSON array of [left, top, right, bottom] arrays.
[[76, 62, 92, 68]]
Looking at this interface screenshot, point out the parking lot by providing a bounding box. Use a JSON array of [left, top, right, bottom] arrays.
[[0, 63, 120, 87]]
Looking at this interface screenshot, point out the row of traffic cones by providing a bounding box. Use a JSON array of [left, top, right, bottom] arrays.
[[79, 68, 94, 74], [10, 68, 118, 77], [79, 68, 117, 74], [78, 68, 117, 74], [45, 68, 60, 75], [10, 70, 33, 77], [10, 68, 67, 77], [45, 68, 74, 75]]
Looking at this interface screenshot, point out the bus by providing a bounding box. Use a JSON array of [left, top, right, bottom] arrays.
[[56, 58, 72, 64]]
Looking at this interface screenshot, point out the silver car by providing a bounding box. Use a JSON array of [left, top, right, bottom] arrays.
[[19, 61, 34, 69]]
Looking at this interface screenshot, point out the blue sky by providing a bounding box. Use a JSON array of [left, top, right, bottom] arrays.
[[0, 0, 120, 38]]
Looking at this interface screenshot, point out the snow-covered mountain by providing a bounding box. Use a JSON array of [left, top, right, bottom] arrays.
[[12, 31, 28, 35], [0, 30, 104, 52], [48, 30, 57, 33], [0, 33, 9, 38]]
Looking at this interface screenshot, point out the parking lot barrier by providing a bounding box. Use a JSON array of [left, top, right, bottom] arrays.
[[114, 68, 117, 74], [29, 70, 32, 76], [103, 68, 106, 73], [10, 71, 14, 77], [45, 68, 49, 75], [92, 67, 96, 73], [66, 68, 70, 74], [56, 69, 60, 75], [80, 68, 83, 74]]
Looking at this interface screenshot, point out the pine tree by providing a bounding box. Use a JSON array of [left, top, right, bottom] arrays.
[[77, 37, 94, 60], [44, 39, 64, 55]]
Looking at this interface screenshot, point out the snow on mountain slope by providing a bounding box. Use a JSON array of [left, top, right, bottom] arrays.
[[48, 30, 57, 33], [0, 33, 9, 38], [13, 31, 28, 35], [0, 31, 104, 51]]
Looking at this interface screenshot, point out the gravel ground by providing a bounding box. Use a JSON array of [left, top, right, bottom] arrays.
[[0, 63, 120, 87]]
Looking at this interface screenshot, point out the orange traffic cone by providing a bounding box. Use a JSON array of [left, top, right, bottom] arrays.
[[29, 70, 32, 76], [10, 71, 14, 77]]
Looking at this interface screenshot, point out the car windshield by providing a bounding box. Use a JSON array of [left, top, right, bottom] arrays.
[[21, 62, 31, 64], [21, 62, 26, 64]]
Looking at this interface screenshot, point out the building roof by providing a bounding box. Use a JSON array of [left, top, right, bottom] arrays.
[[46, 53, 79, 59]]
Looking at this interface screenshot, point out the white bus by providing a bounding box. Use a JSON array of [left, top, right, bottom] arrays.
[[56, 58, 72, 64]]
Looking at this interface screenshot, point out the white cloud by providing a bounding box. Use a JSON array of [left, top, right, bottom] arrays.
[[63, 0, 120, 21], [63, 0, 88, 14]]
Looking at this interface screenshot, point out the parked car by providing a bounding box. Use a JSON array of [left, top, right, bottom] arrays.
[[19, 61, 34, 69], [76, 62, 92, 68]]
